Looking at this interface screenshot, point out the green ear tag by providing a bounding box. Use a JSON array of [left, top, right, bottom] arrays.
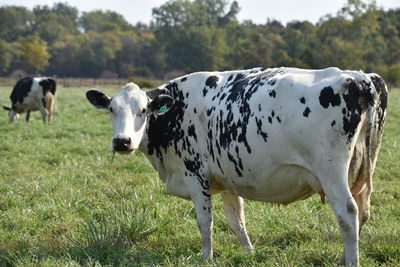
[[159, 105, 167, 113]]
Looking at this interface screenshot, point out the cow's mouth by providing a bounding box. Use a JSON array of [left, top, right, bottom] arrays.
[[112, 136, 134, 154]]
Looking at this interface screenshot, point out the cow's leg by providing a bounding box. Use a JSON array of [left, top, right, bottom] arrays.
[[184, 174, 213, 259], [353, 185, 371, 234], [39, 100, 49, 123], [321, 171, 359, 267], [25, 111, 30, 122], [46, 94, 54, 123], [221, 192, 253, 252], [46, 107, 52, 123]]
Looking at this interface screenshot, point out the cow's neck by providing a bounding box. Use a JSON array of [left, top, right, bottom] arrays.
[[138, 123, 168, 180], [140, 82, 186, 175]]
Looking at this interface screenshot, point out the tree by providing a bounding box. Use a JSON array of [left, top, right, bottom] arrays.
[[73, 32, 122, 77], [32, 3, 79, 44], [18, 34, 50, 73], [152, 0, 239, 28], [80, 10, 133, 33], [0, 6, 34, 42], [0, 40, 12, 73]]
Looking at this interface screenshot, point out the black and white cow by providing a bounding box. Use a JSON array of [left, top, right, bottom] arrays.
[[86, 67, 387, 266], [3, 77, 56, 123]]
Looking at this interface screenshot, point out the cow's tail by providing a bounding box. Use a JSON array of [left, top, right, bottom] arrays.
[[360, 73, 388, 198]]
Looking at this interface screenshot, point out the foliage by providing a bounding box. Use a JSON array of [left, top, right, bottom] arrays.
[[0, 40, 12, 72], [0, 0, 399, 84], [80, 10, 133, 33], [18, 34, 50, 73], [0, 84, 399, 266], [130, 77, 160, 89]]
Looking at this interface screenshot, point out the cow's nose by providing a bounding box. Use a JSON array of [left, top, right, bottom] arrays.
[[112, 136, 133, 153]]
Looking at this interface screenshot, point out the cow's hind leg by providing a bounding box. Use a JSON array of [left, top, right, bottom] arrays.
[[320, 170, 359, 266], [221, 192, 254, 252], [46, 94, 54, 123], [353, 185, 371, 234]]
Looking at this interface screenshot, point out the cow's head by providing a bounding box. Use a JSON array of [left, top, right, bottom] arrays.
[[3, 106, 18, 123], [86, 83, 173, 154]]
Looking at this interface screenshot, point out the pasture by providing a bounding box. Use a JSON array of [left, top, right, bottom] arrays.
[[0, 85, 399, 266]]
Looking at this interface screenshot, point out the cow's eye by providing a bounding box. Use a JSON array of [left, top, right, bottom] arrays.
[[141, 108, 146, 114], [109, 107, 113, 113]]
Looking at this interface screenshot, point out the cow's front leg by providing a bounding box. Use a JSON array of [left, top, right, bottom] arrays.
[[221, 192, 253, 252], [25, 111, 30, 122], [184, 174, 213, 259]]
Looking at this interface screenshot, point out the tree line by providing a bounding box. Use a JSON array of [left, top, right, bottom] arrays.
[[0, 0, 399, 85]]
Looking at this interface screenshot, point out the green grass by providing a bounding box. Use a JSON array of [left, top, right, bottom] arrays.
[[0, 86, 399, 266]]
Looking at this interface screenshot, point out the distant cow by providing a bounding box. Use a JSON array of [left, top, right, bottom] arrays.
[[86, 67, 387, 266], [3, 77, 56, 123]]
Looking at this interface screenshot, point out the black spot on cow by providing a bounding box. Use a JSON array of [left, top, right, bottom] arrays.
[[193, 108, 197, 114], [269, 90, 276, 98], [303, 107, 311, 117], [300, 97, 306, 104], [202, 191, 211, 197], [255, 117, 268, 142], [10, 77, 33, 106], [183, 157, 201, 174], [39, 78, 56, 96], [217, 73, 259, 154], [227, 74, 234, 81], [370, 74, 387, 132], [342, 79, 366, 143], [188, 124, 197, 141], [207, 129, 215, 161], [331, 120, 336, 127], [268, 117, 272, 123], [181, 77, 187, 82], [227, 152, 243, 177], [203, 87, 208, 97], [277, 116, 281, 123], [205, 76, 219, 89], [319, 86, 341, 109], [342, 108, 347, 115]]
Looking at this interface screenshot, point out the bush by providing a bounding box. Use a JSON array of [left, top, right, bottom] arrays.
[[387, 64, 400, 87], [130, 77, 161, 89]]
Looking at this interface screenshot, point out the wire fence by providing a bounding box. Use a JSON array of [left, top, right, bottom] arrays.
[[0, 77, 135, 89]]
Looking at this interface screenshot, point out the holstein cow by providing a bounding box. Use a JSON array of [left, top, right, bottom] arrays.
[[86, 67, 387, 266], [3, 77, 56, 123]]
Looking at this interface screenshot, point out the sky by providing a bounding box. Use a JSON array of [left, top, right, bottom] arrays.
[[0, 0, 399, 25]]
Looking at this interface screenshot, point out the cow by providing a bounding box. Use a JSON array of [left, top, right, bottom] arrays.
[[3, 77, 56, 123], [86, 67, 387, 266]]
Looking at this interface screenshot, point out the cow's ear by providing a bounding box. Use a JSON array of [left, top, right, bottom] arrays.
[[3, 106, 11, 111], [86, 90, 110, 109], [147, 95, 174, 114]]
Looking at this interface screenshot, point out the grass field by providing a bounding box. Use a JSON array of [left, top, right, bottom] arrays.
[[0, 85, 399, 266]]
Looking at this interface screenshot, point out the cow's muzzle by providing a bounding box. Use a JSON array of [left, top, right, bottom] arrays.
[[112, 135, 134, 154]]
